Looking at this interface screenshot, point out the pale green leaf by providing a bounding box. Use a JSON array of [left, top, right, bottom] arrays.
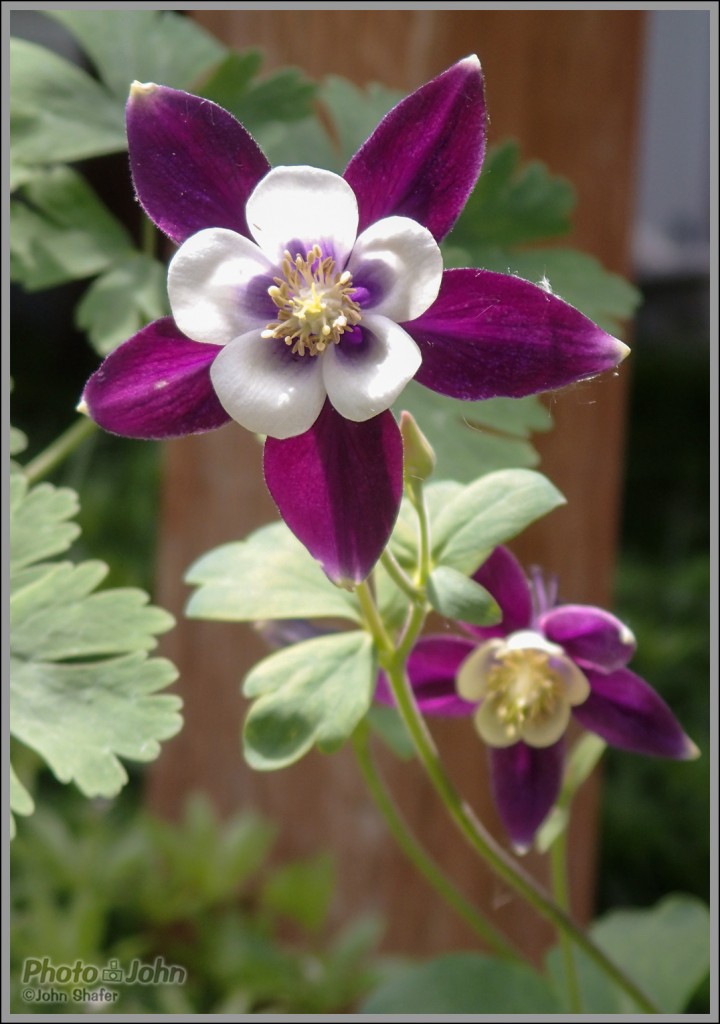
[[432, 469, 566, 574], [10, 478, 181, 805], [396, 383, 551, 482], [186, 522, 361, 625], [546, 894, 710, 1012], [427, 566, 500, 625], [243, 632, 375, 769], [389, 480, 465, 568], [11, 561, 173, 662], [10, 765, 35, 839], [362, 952, 563, 1013], [10, 38, 126, 166], [11, 654, 180, 798], [10, 476, 80, 579], [10, 426, 28, 457], [320, 77, 405, 166], [75, 254, 169, 355], [449, 140, 575, 248], [366, 705, 414, 760], [11, 166, 134, 290], [200, 51, 316, 135], [47, 10, 227, 98]]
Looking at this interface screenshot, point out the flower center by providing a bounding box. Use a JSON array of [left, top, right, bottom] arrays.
[[484, 649, 566, 743], [262, 245, 362, 357]]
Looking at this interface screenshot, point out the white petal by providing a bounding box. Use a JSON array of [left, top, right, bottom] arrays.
[[349, 215, 443, 321], [456, 640, 502, 702], [521, 702, 572, 748], [474, 701, 519, 748], [246, 166, 359, 264], [321, 315, 421, 422], [168, 228, 275, 345], [210, 332, 327, 440]]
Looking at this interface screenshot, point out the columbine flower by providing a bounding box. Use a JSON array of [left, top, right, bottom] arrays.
[[376, 546, 698, 850], [81, 58, 628, 586]]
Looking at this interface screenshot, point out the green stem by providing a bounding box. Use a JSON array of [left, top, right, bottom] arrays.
[[141, 214, 157, 259], [23, 416, 97, 485], [379, 548, 419, 601], [549, 827, 582, 1012], [384, 656, 658, 1013], [353, 724, 522, 963], [356, 580, 394, 658]]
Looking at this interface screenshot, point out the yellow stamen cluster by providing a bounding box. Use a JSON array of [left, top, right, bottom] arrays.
[[262, 244, 362, 356], [484, 649, 565, 743]]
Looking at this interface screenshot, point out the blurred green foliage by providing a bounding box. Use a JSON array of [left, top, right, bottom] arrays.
[[10, 791, 386, 1014]]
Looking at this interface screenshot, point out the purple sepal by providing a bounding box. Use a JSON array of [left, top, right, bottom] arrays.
[[407, 269, 626, 400], [127, 84, 270, 244], [82, 317, 230, 439], [344, 56, 486, 243], [490, 740, 565, 851], [375, 636, 476, 716], [466, 546, 533, 640], [575, 667, 698, 760], [540, 605, 635, 672], [263, 403, 403, 586]]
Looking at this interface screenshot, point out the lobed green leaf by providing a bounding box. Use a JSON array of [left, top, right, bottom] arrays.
[[546, 894, 710, 1012], [47, 10, 227, 98], [450, 140, 575, 249], [243, 632, 376, 770], [10, 166, 134, 290], [186, 521, 362, 625], [427, 566, 500, 625], [75, 254, 169, 355], [362, 952, 563, 1013], [432, 469, 566, 574], [10, 38, 126, 168]]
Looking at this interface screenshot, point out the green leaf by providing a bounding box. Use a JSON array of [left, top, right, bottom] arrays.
[[11, 166, 134, 290], [366, 705, 414, 760], [10, 38, 126, 167], [546, 894, 710, 1012], [11, 561, 172, 661], [47, 10, 227, 98], [427, 566, 500, 625], [11, 654, 179, 799], [449, 140, 575, 248], [186, 522, 362, 625], [389, 480, 465, 568], [201, 51, 317, 136], [396, 383, 551, 482], [261, 854, 335, 932], [75, 254, 169, 355], [320, 77, 405, 167], [432, 469, 566, 574], [457, 246, 642, 337], [362, 952, 563, 1013], [10, 477, 181, 806], [10, 426, 28, 458], [243, 632, 375, 770], [10, 475, 80, 580], [10, 765, 35, 839]]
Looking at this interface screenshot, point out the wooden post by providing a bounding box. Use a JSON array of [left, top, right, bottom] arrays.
[[147, 10, 645, 961]]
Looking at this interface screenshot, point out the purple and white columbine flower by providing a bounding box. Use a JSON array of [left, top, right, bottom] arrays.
[[81, 58, 628, 587], [376, 546, 698, 850]]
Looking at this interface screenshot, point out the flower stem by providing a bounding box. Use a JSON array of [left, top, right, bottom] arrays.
[[383, 655, 658, 1013], [549, 826, 583, 1012], [379, 548, 419, 601], [352, 723, 523, 964], [23, 416, 97, 485]]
